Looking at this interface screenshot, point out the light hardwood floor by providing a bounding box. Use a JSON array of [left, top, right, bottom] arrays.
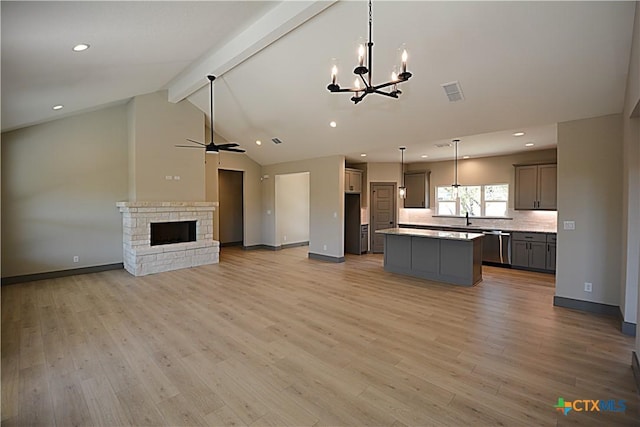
[[2, 246, 639, 426]]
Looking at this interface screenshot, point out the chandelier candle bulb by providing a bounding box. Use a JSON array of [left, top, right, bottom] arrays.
[[358, 44, 365, 67], [401, 49, 408, 74]]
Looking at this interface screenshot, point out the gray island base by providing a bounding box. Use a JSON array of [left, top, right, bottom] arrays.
[[376, 228, 484, 286]]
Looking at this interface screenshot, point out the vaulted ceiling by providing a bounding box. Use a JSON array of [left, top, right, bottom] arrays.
[[2, 1, 636, 165]]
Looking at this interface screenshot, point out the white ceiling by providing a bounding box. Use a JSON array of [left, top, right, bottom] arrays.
[[2, 1, 636, 166]]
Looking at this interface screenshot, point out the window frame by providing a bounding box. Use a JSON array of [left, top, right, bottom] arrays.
[[436, 183, 509, 217]]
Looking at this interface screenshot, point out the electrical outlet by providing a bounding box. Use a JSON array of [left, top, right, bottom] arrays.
[[283, 235, 287, 241], [584, 282, 592, 292], [73, 256, 79, 263], [564, 220, 575, 230], [323, 245, 327, 251], [165, 175, 173, 180]]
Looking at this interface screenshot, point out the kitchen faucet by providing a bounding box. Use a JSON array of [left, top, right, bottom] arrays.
[[465, 212, 472, 226]]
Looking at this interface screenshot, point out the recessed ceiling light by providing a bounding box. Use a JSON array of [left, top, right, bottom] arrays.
[[52, 104, 63, 110], [421, 154, 428, 158], [463, 155, 470, 159], [255, 140, 262, 146], [513, 132, 525, 137], [525, 142, 535, 147], [360, 153, 367, 157], [329, 121, 337, 128], [72, 43, 90, 52]]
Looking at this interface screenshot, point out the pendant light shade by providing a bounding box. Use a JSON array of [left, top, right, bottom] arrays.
[[399, 147, 407, 199]]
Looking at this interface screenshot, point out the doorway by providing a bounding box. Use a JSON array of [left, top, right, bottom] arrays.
[[218, 169, 244, 246], [275, 172, 310, 248], [370, 182, 397, 253]]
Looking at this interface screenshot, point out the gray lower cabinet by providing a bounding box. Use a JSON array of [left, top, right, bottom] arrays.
[[546, 242, 556, 271], [382, 233, 482, 286], [546, 233, 556, 271], [512, 232, 556, 272], [361, 224, 369, 254]]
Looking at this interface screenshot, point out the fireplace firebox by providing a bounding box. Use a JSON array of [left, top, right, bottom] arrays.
[[151, 221, 196, 246]]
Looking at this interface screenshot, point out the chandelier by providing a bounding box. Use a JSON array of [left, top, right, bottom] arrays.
[[326, 0, 412, 104]]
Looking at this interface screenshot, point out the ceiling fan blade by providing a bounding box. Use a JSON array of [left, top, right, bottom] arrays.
[[220, 148, 246, 153], [175, 145, 204, 149], [186, 138, 207, 147], [216, 143, 239, 148]]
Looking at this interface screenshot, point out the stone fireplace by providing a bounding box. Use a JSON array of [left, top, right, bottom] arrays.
[[116, 201, 219, 276]]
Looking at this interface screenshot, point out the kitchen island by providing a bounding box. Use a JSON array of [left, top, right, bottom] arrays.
[[376, 228, 484, 286]]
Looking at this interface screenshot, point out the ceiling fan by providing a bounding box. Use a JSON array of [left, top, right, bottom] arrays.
[[176, 75, 245, 153]]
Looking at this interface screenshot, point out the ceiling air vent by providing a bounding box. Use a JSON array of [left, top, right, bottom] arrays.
[[441, 81, 464, 102], [434, 142, 452, 148], [271, 137, 283, 144]]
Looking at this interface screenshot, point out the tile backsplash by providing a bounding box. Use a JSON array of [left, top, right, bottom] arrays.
[[399, 208, 557, 233]]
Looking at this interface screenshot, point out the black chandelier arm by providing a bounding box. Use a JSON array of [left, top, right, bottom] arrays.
[[371, 80, 398, 91], [372, 89, 399, 99], [359, 74, 370, 89]]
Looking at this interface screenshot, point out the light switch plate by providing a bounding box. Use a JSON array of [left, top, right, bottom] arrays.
[[563, 220, 575, 230]]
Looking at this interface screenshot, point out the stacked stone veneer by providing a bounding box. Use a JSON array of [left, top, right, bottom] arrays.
[[116, 201, 219, 276]]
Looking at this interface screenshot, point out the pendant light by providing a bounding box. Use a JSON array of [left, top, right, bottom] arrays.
[[452, 139, 461, 198], [399, 147, 407, 199]]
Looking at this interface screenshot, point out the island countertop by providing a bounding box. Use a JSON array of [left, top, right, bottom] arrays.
[[376, 227, 484, 241]]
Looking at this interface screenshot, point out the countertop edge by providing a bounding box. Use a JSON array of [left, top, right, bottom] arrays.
[[399, 223, 557, 234], [376, 227, 484, 241]]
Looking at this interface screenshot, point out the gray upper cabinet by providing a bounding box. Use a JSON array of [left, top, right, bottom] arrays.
[[345, 168, 362, 193], [514, 163, 557, 210], [404, 171, 429, 208]]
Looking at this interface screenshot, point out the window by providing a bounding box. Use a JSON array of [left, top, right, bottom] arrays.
[[436, 184, 508, 217]]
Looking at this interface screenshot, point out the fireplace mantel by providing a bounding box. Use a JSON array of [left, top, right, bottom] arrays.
[[116, 201, 219, 276]]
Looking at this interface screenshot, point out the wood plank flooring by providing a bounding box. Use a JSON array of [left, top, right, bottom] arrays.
[[2, 246, 639, 426]]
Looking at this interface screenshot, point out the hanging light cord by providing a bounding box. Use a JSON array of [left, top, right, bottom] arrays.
[[401, 148, 405, 187], [453, 139, 460, 188]]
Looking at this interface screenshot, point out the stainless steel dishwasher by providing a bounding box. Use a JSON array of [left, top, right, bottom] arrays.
[[482, 231, 511, 266]]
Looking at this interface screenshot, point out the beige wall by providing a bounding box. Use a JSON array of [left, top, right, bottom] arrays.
[[557, 114, 623, 306], [128, 91, 205, 202], [262, 156, 344, 258], [1, 105, 128, 277], [275, 172, 310, 246], [205, 147, 262, 247]]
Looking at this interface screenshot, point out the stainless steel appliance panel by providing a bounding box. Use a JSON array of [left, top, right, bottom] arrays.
[[482, 231, 511, 265]]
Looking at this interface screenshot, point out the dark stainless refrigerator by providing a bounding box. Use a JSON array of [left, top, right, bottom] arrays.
[[345, 193, 362, 254]]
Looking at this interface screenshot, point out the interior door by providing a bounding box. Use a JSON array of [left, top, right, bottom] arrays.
[[370, 183, 396, 253]]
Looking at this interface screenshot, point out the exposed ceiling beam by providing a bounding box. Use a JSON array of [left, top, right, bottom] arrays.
[[167, 0, 337, 103]]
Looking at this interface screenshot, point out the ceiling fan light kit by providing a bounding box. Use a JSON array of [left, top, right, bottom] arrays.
[[327, 0, 412, 104], [175, 75, 245, 154]]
